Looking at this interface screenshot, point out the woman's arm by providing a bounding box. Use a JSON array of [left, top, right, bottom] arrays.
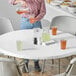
[[35, 0, 46, 21]]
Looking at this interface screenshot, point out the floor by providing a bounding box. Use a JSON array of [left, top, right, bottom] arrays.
[[20, 56, 74, 76], [1, 55, 75, 76]]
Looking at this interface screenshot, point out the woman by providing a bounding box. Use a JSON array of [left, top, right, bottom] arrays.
[[9, 0, 46, 72]]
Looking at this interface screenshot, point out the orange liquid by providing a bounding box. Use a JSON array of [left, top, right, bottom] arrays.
[[30, 18, 36, 23], [52, 27, 57, 35], [16, 11, 28, 14], [61, 40, 66, 50]]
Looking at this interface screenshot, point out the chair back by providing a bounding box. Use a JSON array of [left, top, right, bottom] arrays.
[[51, 16, 76, 34], [0, 17, 14, 35], [0, 58, 19, 76]]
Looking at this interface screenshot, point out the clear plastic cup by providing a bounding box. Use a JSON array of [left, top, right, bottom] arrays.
[[60, 40, 67, 50], [42, 28, 50, 42], [52, 26, 57, 35], [16, 7, 29, 14], [16, 40, 23, 51], [29, 14, 35, 23]]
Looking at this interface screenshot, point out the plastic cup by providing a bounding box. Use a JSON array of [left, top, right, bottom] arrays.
[[42, 33, 50, 42], [42, 28, 50, 42], [52, 27, 57, 35], [16, 10, 29, 14], [60, 40, 67, 50], [29, 14, 35, 23], [16, 40, 23, 51], [16, 7, 29, 14], [16, 10, 24, 14], [29, 18, 35, 23]]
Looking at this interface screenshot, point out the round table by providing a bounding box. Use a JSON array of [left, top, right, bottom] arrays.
[[0, 29, 76, 73], [0, 29, 75, 60]]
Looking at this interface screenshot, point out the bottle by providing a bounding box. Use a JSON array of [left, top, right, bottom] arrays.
[[33, 28, 42, 45], [34, 37, 37, 45]]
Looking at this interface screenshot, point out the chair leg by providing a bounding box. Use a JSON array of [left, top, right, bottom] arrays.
[[14, 57, 16, 60], [24, 63, 29, 73], [52, 59, 54, 64], [16, 65, 22, 76], [41, 60, 46, 73], [58, 59, 60, 74], [7, 56, 10, 58], [18, 59, 29, 73], [13, 57, 22, 76], [65, 64, 73, 74], [70, 56, 73, 60]]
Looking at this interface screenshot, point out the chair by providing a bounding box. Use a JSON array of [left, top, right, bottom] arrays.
[[0, 17, 14, 35], [0, 17, 14, 55], [41, 19, 51, 29], [54, 57, 76, 76], [0, 57, 20, 76], [0, 18, 22, 75], [51, 16, 76, 34], [50, 16, 76, 74]]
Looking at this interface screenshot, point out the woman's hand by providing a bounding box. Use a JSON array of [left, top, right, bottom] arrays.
[[29, 18, 38, 24]]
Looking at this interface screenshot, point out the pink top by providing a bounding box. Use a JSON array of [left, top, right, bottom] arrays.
[[9, 0, 46, 21]]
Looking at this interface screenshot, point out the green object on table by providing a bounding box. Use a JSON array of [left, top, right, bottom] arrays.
[[16, 40, 23, 51], [42, 33, 50, 42]]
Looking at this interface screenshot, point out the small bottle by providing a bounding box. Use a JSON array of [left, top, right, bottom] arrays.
[[34, 37, 37, 45], [33, 28, 42, 45]]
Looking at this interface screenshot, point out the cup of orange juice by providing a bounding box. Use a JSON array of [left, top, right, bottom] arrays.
[[16, 10, 28, 14], [16, 10, 23, 14], [29, 18, 35, 23], [29, 15, 36, 23], [52, 26, 57, 35], [60, 40, 67, 50]]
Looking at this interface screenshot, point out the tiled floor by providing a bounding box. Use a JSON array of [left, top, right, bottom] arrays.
[[21, 57, 73, 76]]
